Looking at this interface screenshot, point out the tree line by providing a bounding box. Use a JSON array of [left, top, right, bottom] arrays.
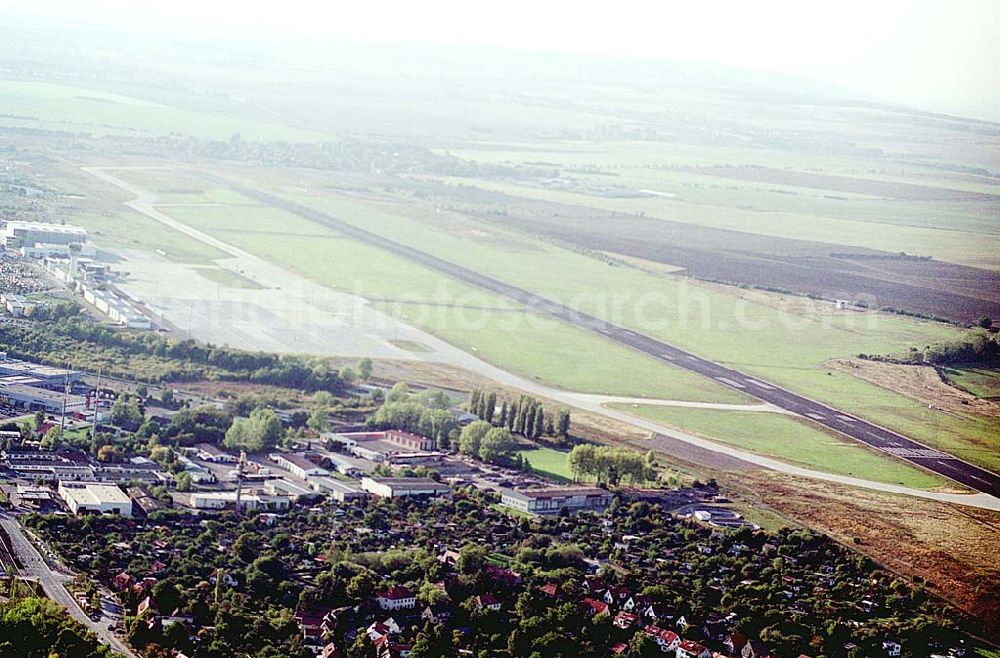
[[862, 327, 999, 367], [0, 316, 349, 390]]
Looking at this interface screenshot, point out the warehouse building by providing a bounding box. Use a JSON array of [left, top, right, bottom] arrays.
[[58, 481, 132, 517], [499, 487, 614, 515], [309, 476, 368, 502], [0, 383, 87, 413], [326, 430, 436, 463], [0, 355, 81, 389], [264, 478, 322, 502], [360, 477, 451, 499], [3, 221, 87, 248]]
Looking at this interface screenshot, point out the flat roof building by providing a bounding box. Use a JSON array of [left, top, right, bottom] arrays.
[[499, 487, 614, 515], [309, 476, 368, 502], [269, 452, 329, 480], [360, 477, 451, 500], [189, 491, 291, 512], [0, 384, 87, 413], [58, 481, 132, 517], [4, 221, 87, 248]]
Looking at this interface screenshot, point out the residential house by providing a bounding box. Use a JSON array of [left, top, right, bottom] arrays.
[[883, 642, 902, 657], [677, 640, 711, 658], [475, 594, 502, 612], [613, 611, 638, 629], [742, 640, 770, 658], [581, 597, 609, 616], [376, 587, 416, 611]]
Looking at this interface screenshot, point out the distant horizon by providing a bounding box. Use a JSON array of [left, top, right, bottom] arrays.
[[2, 0, 998, 121]]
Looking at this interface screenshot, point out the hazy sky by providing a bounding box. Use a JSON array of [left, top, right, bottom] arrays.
[[4, 0, 999, 119]]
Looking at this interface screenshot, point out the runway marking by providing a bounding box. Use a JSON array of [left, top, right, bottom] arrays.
[[715, 376, 746, 389], [885, 447, 952, 459], [659, 353, 675, 361], [836, 415, 855, 423], [805, 412, 826, 421], [746, 378, 775, 390]]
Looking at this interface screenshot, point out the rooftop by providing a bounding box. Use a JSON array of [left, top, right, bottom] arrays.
[[503, 486, 610, 501], [60, 482, 130, 506]]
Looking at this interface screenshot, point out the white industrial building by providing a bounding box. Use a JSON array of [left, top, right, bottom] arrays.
[[360, 477, 451, 499], [499, 487, 614, 515], [3, 221, 87, 248], [189, 491, 291, 512], [0, 383, 87, 413], [79, 283, 151, 329], [58, 481, 132, 517], [269, 452, 329, 479]]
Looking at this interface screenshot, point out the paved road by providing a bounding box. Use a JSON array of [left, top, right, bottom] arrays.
[[0, 512, 137, 657], [203, 173, 1000, 498]]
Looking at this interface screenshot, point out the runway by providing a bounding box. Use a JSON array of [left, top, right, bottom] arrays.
[[199, 172, 1000, 497]]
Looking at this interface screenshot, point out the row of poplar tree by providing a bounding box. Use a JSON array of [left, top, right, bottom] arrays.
[[468, 388, 570, 440]]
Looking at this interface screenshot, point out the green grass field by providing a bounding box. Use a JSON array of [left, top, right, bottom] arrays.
[[515, 446, 574, 482], [609, 404, 948, 490], [161, 204, 515, 306], [386, 302, 752, 403], [751, 365, 1000, 474], [942, 367, 1000, 398]]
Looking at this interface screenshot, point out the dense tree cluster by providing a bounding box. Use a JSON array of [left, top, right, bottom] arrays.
[[0, 316, 347, 389], [25, 488, 971, 658], [224, 407, 283, 453], [366, 384, 460, 448], [458, 421, 518, 465], [864, 328, 999, 367], [568, 444, 656, 485], [0, 596, 118, 658]]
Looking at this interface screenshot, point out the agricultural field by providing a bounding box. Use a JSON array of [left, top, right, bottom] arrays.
[[0, 79, 325, 141], [609, 404, 949, 490], [423, 178, 1000, 320]]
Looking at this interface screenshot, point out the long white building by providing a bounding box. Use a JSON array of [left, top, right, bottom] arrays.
[[4, 221, 87, 248]]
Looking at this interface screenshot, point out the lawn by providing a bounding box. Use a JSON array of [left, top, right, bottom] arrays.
[[385, 302, 752, 403], [608, 404, 948, 490], [515, 446, 574, 482], [942, 367, 1000, 399]]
